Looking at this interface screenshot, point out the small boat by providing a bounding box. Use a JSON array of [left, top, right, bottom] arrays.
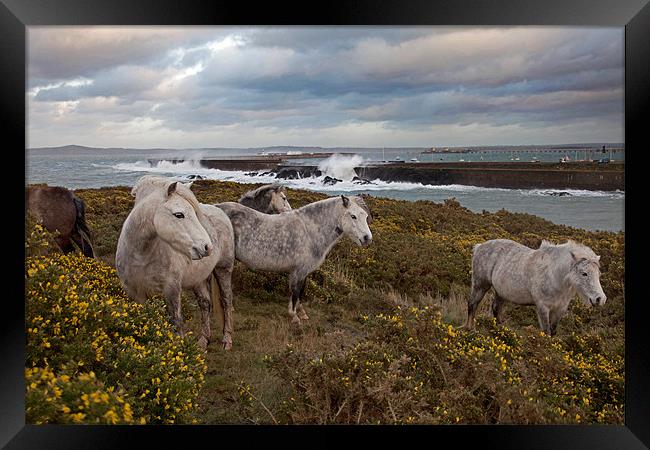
[[410, 158, 419, 162]]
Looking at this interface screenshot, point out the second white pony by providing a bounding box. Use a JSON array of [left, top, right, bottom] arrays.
[[116, 176, 236, 350]]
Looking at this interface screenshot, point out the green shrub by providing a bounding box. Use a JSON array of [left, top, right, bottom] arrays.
[[267, 303, 624, 424], [25, 252, 207, 424]]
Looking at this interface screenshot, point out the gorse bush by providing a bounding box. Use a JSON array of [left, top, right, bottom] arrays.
[[26, 366, 133, 424], [25, 250, 207, 424], [25, 215, 59, 258], [267, 303, 624, 424]]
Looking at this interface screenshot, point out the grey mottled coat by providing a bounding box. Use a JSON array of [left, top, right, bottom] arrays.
[[465, 239, 606, 335], [216, 195, 372, 324]]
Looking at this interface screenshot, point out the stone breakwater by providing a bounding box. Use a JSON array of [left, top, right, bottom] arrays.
[[147, 159, 624, 191]]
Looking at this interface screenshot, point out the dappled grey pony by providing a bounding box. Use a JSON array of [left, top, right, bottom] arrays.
[[116, 176, 236, 350], [464, 239, 606, 335], [239, 184, 292, 214], [216, 195, 373, 324]]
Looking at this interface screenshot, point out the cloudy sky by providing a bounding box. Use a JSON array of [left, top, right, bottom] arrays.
[[27, 26, 624, 149]]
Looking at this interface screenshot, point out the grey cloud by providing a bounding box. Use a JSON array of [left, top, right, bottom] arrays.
[[28, 27, 226, 81], [27, 26, 624, 147]]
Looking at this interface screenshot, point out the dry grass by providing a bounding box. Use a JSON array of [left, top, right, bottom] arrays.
[[58, 180, 625, 424]]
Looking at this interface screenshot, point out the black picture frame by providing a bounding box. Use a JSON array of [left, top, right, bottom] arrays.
[[3, 0, 648, 448]]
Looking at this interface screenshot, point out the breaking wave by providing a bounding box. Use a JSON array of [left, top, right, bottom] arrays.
[[110, 156, 624, 200]]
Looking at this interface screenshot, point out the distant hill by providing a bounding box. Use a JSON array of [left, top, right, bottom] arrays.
[[27, 143, 624, 156]]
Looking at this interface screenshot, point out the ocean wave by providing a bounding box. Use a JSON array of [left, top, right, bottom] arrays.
[[109, 159, 624, 199], [522, 188, 625, 199]]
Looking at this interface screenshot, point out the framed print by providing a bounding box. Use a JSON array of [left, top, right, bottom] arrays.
[[3, 0, 649, 448]]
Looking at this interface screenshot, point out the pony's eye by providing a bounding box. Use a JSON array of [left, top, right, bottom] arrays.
[[173, 212, 185, 219], [351, 214, 357, 220], [582, 272, 588, 277]]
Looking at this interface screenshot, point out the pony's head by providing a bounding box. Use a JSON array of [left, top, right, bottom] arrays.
[[153, 181, 213, 260], [269, 185, 292, 213], [240, 184, 292, 214], [337, 195, 372, 247], [564, 241, 606, 307]]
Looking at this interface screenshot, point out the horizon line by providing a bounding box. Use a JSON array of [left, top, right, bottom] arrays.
[[27, 142, 626, 151]]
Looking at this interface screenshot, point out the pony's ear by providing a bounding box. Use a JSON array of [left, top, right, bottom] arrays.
[[277, 185, 286, 193], [341, 195, 350, 208], [167, 182, 178, 197]]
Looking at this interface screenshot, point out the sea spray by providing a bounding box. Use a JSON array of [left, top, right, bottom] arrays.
[[317, 154, 365, 181], [112, 158, 624, 199]]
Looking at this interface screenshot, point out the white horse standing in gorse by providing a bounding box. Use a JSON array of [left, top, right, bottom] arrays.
[[464, 239, 606, 335], [116, 177, 236, 350]]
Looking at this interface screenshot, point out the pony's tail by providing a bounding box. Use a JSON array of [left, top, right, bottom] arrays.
[[73, 196, 96, 258], [209, 272, 224, 329]]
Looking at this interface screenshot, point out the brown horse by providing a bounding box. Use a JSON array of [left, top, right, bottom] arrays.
[[26, 186, 95, 258]]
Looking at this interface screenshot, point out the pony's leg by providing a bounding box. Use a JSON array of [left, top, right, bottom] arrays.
[[491, 295, 505, 324], [56, 236, 75, 254], [71, 231, 95, 258], [163, 284, 185, 337], [536, 304, 551, 335], [296, 278, 309, 321], [288, 274, 305, 325], [464, 281, 490, 330], [194, 282, 212, 350], [214, 268, 234, 350], [548, 304, 568, 337]]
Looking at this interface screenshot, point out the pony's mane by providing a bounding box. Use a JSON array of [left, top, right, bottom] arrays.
[[172, 183, 203, 214], [296, 196, 340, 212], [239, 184, 282, 201], [354, 195, 373, 223], [132, 176, 203, 216], [540, 239, 599, 263], [298, 195, 368, 216], [131, 175, 170, 199]]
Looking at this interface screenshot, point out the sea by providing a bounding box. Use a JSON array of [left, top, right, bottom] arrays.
[[26, 146, 625, 233]]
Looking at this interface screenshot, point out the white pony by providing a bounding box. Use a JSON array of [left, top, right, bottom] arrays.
[[464, 239, 606, 335], [116, 176, 236, 350]]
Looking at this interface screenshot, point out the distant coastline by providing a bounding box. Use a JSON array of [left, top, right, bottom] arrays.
[[27, 143, 625, 155]]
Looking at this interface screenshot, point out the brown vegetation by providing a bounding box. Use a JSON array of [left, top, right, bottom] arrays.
[[27, 179, 623, 424]]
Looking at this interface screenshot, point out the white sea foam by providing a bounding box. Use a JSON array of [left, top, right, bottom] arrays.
[[317, 153, 365, 181], [110, 158, 624, 199], [523, 188, 625, 199]]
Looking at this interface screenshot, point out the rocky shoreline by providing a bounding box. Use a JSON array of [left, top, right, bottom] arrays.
[[148, 158, 625, 191]]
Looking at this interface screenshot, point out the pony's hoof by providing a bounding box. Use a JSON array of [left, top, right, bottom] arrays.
[[222, 340, 232, 350], [298, 312, 309, 321], [291, 316, 302, 326]]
